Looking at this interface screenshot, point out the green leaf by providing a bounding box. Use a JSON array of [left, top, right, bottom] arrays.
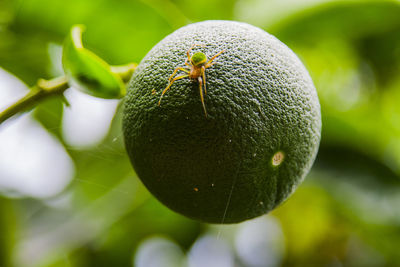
[[62, 25, 126, 99]]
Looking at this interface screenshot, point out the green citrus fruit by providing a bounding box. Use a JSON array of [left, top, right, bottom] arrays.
[[123, 20, 321, 223]]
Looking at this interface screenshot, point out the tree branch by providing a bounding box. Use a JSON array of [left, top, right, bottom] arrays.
[[0, 76, 69, 125], [0, 64, 135, 125]]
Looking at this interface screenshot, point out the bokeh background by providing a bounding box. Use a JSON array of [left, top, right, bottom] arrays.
[[1, 0, 400, 266]]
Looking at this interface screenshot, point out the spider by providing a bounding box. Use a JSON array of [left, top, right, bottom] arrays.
[[158, 44, 225, 117]]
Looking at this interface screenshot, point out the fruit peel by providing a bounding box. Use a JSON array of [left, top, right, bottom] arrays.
[[123, 20, 321, 223]]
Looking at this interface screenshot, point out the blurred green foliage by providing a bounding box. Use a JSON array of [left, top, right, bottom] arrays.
[[1, 0, 400, 266]]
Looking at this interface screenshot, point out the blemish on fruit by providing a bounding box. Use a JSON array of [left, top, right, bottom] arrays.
[[272, 151, 284, 166], [194, 187, 199, 192]]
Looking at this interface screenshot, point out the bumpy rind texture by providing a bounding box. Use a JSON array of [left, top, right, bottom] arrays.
[[123, 21, 321, 223]]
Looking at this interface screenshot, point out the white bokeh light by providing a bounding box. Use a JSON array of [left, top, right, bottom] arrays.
[[234, 216, 285, 267], [188, 235, 234, 267], [0, 68, 74, 198], [134, 236, 185, 267], [62, 88, 119, 148]]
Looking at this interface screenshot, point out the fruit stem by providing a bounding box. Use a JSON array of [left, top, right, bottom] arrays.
[[0, 64, 136, 125]]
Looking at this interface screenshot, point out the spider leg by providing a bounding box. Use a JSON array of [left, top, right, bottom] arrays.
[[169, 67, 189, 82], [158, 74, 188, 106], [201, 65, 207, 95], [185, 58, 191, 67], [198, 76, 207, 117], [186, 46, 193, 62], [205, 49, 225, 68]]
